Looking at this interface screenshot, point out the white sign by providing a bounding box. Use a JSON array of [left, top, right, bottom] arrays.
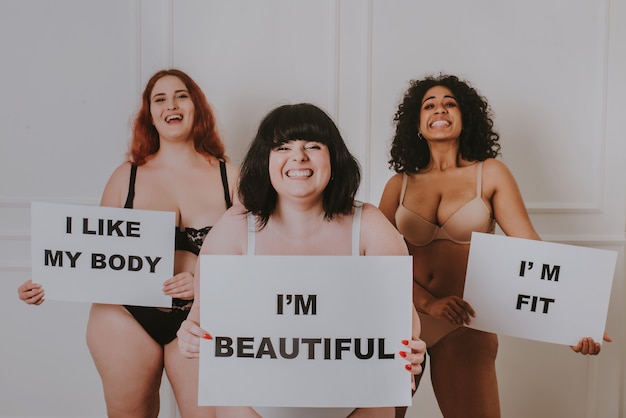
[[31, 202, 175, 307], [464, 232, 616, 345], [198, 255, 413, 408]]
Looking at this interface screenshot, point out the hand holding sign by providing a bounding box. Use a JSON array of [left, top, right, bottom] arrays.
[[570, 332, 612, 355], [162, 271, 195, 300], [463, 232, 616, 346], [17, 279, 45, 305], [31, 202, 175, 307], [195, 255, 415, 408]]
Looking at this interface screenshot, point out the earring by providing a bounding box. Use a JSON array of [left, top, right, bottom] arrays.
[[417, 132, 425, 141]]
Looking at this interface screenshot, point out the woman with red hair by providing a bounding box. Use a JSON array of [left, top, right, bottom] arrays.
[[18, 69, 238, 417]]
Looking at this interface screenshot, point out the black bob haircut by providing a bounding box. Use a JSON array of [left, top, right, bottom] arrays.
[[238, 103, 361, 229]]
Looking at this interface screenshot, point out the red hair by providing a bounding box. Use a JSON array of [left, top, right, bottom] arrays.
[[129, 69, 225, 165]]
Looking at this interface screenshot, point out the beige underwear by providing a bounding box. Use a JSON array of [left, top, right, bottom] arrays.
[[251, 407, 355, 418], [417, 311, 462, 347]]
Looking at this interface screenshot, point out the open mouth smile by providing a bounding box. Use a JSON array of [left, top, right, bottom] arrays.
[[286, 169, 313, 178], [165, 114, 183, 123]]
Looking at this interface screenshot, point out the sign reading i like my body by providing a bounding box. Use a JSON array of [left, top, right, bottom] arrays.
[[463, 232, 616, 346], [31, 202, 175, 307]]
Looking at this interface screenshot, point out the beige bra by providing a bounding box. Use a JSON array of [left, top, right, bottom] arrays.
[[395, 162, 495, 246]]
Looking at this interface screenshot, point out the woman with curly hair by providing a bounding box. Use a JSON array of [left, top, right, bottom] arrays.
[[379, 74, 607, 418]]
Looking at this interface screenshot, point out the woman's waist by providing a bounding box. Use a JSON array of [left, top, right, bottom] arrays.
[[412, 263, 467, 299]]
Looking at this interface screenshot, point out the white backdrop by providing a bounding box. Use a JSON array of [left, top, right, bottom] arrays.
[[1, 1, 624, 417]]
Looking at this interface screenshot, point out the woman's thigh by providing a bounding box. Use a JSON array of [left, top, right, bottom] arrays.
[[86, 303, 164, 417], [164, 339, 216, 418], [428, 327, 500, 418]]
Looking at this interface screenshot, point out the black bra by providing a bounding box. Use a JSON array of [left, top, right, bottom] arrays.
[[175, 226, 211, 255], [124, 160, 233, 255]]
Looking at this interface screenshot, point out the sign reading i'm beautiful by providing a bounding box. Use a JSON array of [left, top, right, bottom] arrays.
[[31, 202, 175, 307], [198, 255, 413, 408], [464, 232, 616, 346]]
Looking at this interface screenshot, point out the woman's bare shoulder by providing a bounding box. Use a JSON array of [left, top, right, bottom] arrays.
[[382, 172, 404, 190], [481, 158, 519, 189], [482, 157, 513, 175], [378, 173, 405, 222], [360, 201, 385, 216], [106, 161, 133, 180], [359, 202, 408, 256], [223, 160, 239, 174], [100, 162, 133, 207], [360, 202, 400, 231], [200, 204, 249, 255], [209, 204, 248, 232]]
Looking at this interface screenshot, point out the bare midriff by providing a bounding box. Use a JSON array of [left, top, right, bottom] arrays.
[[409, 240, 470, 304]]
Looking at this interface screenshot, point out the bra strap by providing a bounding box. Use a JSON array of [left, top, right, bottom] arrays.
[[476, 161, 484, 198], [246, 212, 256, 256], [124, 164, 137, 209], [219, 160, 233, 209], [247, 204, 362, 256], [352, 201, 363, 256], [399, 173, 409, 205]]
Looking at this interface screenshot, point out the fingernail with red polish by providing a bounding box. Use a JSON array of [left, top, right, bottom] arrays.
[[405, 364, 412, 371], [399, 351, 407, 358], [402, 340, 409, 346], [203, 333, 213, 340]]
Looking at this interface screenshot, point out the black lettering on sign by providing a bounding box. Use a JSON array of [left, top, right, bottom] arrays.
[[277, 294, 317, 315], [44, 250, 82, 268], [516, 294, 556, 314], [81, 218, 141, 237]]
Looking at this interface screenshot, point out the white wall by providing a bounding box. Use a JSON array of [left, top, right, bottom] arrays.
[[1, 1, 624, 417]]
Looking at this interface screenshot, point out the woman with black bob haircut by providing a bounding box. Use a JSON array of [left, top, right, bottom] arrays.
[[178, 102, 426, 418], [390, 74, 500, 173], [238, 103, 360, 228]]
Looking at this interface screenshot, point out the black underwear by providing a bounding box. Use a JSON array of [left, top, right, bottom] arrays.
[[122, 160, 232, 345]]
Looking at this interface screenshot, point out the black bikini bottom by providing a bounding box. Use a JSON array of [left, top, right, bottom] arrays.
[[124, 301, 191, 346]]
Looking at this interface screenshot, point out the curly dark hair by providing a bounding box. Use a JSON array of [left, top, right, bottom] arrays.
[[389, 74, 500, 173], [239, 103, 361, 229]]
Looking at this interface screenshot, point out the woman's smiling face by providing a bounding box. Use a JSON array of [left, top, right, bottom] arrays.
[[419, 85, 462, 142], [150, 75, 195, 142], [269, 139, 332, 202]]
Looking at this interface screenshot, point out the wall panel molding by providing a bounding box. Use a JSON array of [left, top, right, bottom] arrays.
[[336, 0, 374, 201], [511, 0, 610, 214]]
